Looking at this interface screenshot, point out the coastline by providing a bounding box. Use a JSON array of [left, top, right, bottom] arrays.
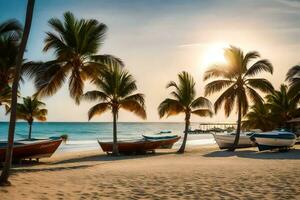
[[1, 144, 300, 199]]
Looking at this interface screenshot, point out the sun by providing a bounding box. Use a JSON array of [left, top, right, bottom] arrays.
[[201, 42, 229, 68]]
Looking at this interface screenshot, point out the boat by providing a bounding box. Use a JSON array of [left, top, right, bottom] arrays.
[[250, 130, 296, 151], [98, 136, 181, 154], [142, 134, 180, 148], [142, 133, 178, 140], [212, 131, 256, 149], [0, 137, 63, 162]]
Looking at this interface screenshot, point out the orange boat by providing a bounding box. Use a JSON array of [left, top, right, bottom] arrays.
[[0, 137, 62, 162], [98, 136, 181, 154]]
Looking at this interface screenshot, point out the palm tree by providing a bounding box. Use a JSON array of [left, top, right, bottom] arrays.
[[158, 71, 213, 153], [204, 46, 274, 151], [82, 63, 146, 155], [16, 97, 47, 139], [265, 84, 300, 128], [0, 0, 35, 185], [31, 12, 123, 104], [242, 103, 275, 132], [286, 64, 300, 102], [0, 20, 22, 110]]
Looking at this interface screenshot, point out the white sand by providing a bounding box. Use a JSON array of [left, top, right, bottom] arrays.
[[1, 145, 300, 199]]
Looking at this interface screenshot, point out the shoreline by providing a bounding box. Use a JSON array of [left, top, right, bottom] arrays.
[[1, 144, 300, 199]]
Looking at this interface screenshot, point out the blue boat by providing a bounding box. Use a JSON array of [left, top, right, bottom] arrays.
[[250, 130, 296, 151]]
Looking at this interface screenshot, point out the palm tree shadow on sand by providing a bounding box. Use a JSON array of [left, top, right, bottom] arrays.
[[203, 147, 300, 160]]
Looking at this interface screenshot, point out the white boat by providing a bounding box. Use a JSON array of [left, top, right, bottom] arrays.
[[142, 132, 179, 149], [212, 131, 255, 149], [250, 130, 296, 151]]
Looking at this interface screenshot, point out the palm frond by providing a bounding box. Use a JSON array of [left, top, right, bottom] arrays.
[[214, 85, 236, 116], [88, 102, 110, 120], [242, 51, 260, 67], [203, 66, 231, 81], [286, 64, 300, 81], [246, 78, 274, 93], [120, 94, 146, 119], [244, 59, 273, 77], [158, 98, 184, 118], [82, 90, 109, 101], [204, 80, 234, 96], [190, 96, 212, 110], [191, 109, 213, 117]]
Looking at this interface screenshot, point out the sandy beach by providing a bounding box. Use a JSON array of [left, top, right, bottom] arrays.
[[1, 145, 300, 200]]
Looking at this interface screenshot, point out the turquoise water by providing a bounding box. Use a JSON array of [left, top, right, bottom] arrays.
[[0, 122, 215, 152]]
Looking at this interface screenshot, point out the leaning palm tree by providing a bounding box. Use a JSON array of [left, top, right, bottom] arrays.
[[31, 12, 123, 104], [204, 46, 274, 151], [0, 0, 35, 186], [158, 71, 213, 153], [82, 63, 146, 155], [286, 64, 300, 102], [16, 97, 47, 139], [265, 84, 300, 128], [242, 103, 275, 132]]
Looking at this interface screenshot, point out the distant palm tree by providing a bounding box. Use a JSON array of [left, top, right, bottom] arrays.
[[82, 63, 146, 155], [286, 64, 300, 102], [0, 0, 35, 186], [31, 12, 123, 104], [158, 71, 213, 153], [265, 84, 300, 128], [204, 46, 274, 151], [242, 103, 275, 132], [16, 97, 47, 139]]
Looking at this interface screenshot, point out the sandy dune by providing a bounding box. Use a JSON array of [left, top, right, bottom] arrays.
[[1, 145, 300, 199]]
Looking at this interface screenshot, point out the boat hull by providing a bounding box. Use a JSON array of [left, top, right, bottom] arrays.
[[0, 138, 62, 162], [251, 132, 296, 151], [98, 136, 181, 154], [213, 134, 255, 149]]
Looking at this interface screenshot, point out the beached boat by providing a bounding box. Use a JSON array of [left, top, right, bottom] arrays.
[[250, 130, 296, 151], [212, 132, 255, 149], [98, 136, 181, 154], [0, 137, 63, 162], [142, 133, 178, 140], [142, 133, 180, 148]]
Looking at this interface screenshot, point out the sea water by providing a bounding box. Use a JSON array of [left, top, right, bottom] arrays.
[[0, 122, 215, 152]]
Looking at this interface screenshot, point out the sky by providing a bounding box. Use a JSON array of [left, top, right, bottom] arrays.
[[0, 0, 299, 122]]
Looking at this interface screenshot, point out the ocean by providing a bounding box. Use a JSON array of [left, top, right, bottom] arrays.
[[0, 122, 215, 152]]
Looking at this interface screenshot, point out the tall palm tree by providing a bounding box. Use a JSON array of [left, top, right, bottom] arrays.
[[31, 11, 123, 104], [204, 46, 274, 151], [242, 103, 275, 132], [16, 97, 48, 139], [0, 0, 35, 185], [265, 84, 300, 128], [158, 71, 213, 153], [82, 63, 146, 155], [286, 64, 300, 102]]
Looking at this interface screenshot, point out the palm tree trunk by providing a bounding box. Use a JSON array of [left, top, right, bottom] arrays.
[[0, 0, 35, 186], [178, 112, 190, 153], [112, 110, 118, 156], [230, 100, 242, 151], [28, 122, 32, 140]]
